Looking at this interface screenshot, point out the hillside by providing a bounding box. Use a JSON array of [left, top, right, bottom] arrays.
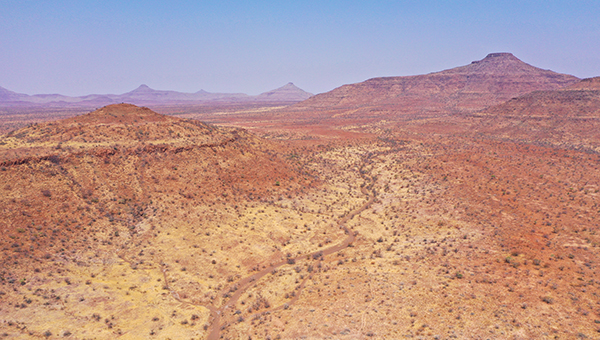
[[471, 77, 600, 153], [0, 104, 321, 338], [479, 76, 600, 119]]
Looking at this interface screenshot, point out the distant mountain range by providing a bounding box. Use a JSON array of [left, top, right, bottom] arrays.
[[0, 82, 313, 107]]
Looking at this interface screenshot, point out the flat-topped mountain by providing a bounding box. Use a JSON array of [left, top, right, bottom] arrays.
[[290, 53, 580, 117]]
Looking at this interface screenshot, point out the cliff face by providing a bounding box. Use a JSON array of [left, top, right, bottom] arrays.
[[290, 53, 580, 117]]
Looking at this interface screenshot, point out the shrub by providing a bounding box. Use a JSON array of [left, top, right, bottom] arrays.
[[542, 296, 554, 304], [48, 155, 60, 164]]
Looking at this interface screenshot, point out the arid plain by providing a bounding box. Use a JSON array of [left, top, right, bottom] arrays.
[[1, 54, 600, 339]]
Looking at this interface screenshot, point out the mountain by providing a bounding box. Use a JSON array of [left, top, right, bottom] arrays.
[[290, 53, 580, 117], [254, 82, 313, 102]]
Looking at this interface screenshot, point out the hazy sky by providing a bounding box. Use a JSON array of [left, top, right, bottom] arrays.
[[1, 0, 599, 96]]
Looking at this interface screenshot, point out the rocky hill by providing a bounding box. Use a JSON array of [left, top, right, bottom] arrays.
[[0, 103, 324, 338]]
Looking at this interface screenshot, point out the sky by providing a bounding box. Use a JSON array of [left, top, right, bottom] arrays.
[[1, 0, 599, 96]]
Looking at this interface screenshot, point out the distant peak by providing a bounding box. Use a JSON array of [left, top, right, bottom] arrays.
[[132, 84, 153, 92], [255, 82, 313, 101], [281, 82, 299, 88]]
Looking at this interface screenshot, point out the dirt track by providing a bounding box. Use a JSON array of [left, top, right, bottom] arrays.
[[205, 164, 376, 339]]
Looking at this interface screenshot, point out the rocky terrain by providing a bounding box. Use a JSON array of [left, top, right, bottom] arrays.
[[0, 104, 315, 339], [1, 54, 600, 339]]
